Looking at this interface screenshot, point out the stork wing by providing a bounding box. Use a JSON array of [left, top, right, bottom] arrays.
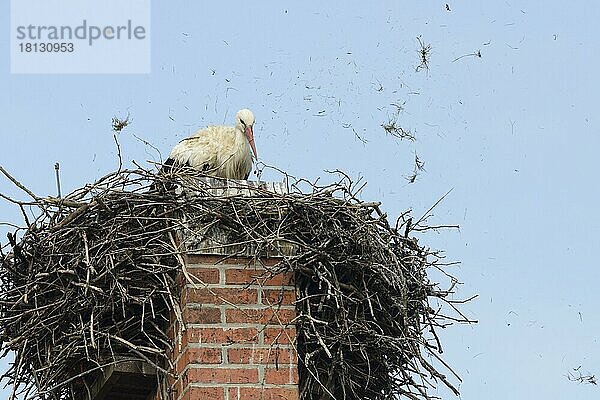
[[168, 128, 221, 171]]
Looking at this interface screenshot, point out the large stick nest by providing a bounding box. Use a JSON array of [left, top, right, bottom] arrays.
[[0, 166, 472, 400]]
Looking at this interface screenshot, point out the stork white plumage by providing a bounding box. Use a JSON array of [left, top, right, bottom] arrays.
[[163, 109, 257, 180]]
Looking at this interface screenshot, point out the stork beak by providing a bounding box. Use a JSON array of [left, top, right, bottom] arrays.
[[245, 126, 258, 158]]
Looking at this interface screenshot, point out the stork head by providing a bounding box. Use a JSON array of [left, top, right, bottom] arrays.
[[235, 108, 257, 158]]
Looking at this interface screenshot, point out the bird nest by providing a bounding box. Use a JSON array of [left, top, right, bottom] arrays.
[[0, 166, 473, 400]]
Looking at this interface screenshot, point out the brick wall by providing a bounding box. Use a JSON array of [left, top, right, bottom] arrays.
[[161, 254, 298, 400]]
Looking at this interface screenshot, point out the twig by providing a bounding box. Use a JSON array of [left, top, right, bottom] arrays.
[[452, 50, 482, 63], [54, 163, 61, 198], [0, 165, 40, 201], [416, 36, 432, 72], [113, 134, 122, 172], [412, 188, 454, 232]]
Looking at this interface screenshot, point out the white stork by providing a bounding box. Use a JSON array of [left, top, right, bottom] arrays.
[[163, 109, 257, 180]]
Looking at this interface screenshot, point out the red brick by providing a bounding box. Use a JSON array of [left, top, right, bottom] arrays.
[[187, 367, 259, 384], [225, 268, 264, 285], [228, 347, 297, 365], [184, 307, 221, 324], [181, 386, 225, 400], [186, 254, 282, 267], [180, 327, 199, 348], [225, 308, 296, 324], [264, 367, 299, 385], [231, 387, 299, 400], [262, 289, 296, 306], [185, 327, 259, 344], [176, 347, 222, 372], [179, 329, 190, 350], [264, 327, 297, 345], [184, 287, 258, 305], [260, 272, 294, 286], [225, 268, 293, 286], [186, 267, 220, 284]]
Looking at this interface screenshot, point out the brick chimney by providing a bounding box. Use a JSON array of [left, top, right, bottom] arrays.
[[156, 180, 299, 400]]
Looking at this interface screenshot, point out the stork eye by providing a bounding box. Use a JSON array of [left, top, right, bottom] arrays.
[[240, 119, 246, 127]]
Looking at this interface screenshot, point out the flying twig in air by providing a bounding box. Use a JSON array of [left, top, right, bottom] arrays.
[[567, 366, 597, 385], [416, 36, 432, 72], [452, 50, 482, 63], [406, 152, 426, 183], [382, 101, 414, 141], [390, 101, 405, 114], [372, 80, 384, 92], [382, 120, 415, 141]]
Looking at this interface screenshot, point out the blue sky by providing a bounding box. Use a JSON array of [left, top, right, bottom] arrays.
[[1, 1, 599, 399]]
